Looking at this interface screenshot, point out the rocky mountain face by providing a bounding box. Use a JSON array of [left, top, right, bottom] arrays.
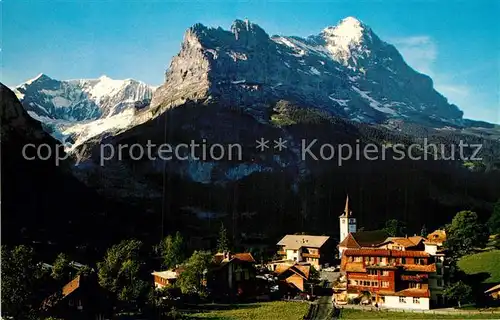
[[71, 18, 499, 243], [14, 73, 154, 147], [1, 83, 156, 254], [151, 17, 463, 125], [5, 17, 499, 249]]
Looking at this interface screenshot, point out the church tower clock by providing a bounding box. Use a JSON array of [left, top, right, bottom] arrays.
[[339, 195, 357, 244]]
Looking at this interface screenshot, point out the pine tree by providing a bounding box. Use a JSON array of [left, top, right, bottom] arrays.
[[420, 225, 428, 237], [216, 223, 230, 253]]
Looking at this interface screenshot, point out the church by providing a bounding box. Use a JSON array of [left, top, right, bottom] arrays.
[[337, 195, 389, 258], [338, 195, 357, 257]]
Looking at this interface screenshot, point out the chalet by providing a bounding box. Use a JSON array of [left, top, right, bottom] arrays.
[[485, 284, 500, 300], [276, 234, 332, 270], [152, 269, 180, 289], [341, 249, 436, 310], [41, 273, 111, 320], [424, 229, 447, 306], [208, 252, 257, 299], [274, 263, 311, 294]]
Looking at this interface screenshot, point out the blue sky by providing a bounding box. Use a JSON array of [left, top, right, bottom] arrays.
[[2, 0, 499, 123]]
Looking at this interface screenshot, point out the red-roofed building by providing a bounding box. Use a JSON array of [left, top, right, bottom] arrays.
[[41, 273, 111, 320], [274, 263, 312, 293], [341, 249, 436, 310], [208, 252, 257, 299]]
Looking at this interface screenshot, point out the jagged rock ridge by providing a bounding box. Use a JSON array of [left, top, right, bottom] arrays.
[[151, 17, 463, 125]]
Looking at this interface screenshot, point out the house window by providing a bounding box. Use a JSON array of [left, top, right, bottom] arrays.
[[401, 257, 406, 264], [235, 272, 241, 281], [381, 281, 390, 288], [380, 296, 385, 303], [409, 282, 421, 289], [415, 258, 425, 265], [68, 299, 74, 306], [293, 250, 297, 253], [368, 270, 378, 275], [244, 270, 249, 280], [342, 220, 346, 224], [371, 281, 378, 287], [354, 257, 362, 262], [381, 271, 389, 276], [399, 296, 406, 303], [413, 297, 420, 304]]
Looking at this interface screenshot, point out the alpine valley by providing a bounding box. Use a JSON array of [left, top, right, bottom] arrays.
[[3, 17, 500, 253]]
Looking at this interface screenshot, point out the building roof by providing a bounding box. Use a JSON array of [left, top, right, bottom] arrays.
[[485, 283, 500, 294], [152, 270, 179, 280], [340, 195, 351, 218], [213, 252, 256, 267], [393, 288, 431, 298], [380, 236, 425, 248], [344, 262, 366, 272], [339, 230, 388, 249], [275, 263, 311, 280], [41, 274, 92, 310], [277, 235, 330, 250], [425, 230, 447, 244], [62, 275, 81, 297], [343, 249, 430, 258], [233, 253, 256, 263]]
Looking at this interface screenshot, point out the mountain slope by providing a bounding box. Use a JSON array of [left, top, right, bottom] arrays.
[[14, 73, 154, 147], [150, 17, 463, 125]]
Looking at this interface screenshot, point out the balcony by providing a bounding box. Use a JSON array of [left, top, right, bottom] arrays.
[[401, 274, 428, 281], [302, 253, 320, 259]]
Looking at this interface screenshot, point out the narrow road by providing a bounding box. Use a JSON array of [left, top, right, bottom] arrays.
[[309, 280, 334, 320], [312, 295, 333, 319]]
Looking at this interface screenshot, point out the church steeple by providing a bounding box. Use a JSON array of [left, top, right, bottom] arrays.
[[339, 194, 357, 258], [344, 195, 350, 217]]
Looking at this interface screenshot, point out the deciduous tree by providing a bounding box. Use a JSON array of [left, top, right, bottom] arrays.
[[97, 239, 149, 307], [158, 232, 185, 269], [51, 252, 71, 282], [383, 219, 406, 237], [487, 199, 500, 235], [176, 250, 212, 295], [445, 211, 489, 258], [443, 281, 473, 308], [1, 245, 45, 320]]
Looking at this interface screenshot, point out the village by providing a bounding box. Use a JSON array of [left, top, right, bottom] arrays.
[[3, 196, 500, 320]]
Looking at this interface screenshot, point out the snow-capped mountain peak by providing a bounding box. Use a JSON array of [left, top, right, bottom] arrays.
[[24, 73, 51, 85], [15, 74, 155, 148], [322, 16, 374, 67], [151, 17, 464, 125]]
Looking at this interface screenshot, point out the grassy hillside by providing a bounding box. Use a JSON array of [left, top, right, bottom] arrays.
[[458, 250, 500, 283], [188, 301, 309, 320], [340, 309, 500, 319]]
